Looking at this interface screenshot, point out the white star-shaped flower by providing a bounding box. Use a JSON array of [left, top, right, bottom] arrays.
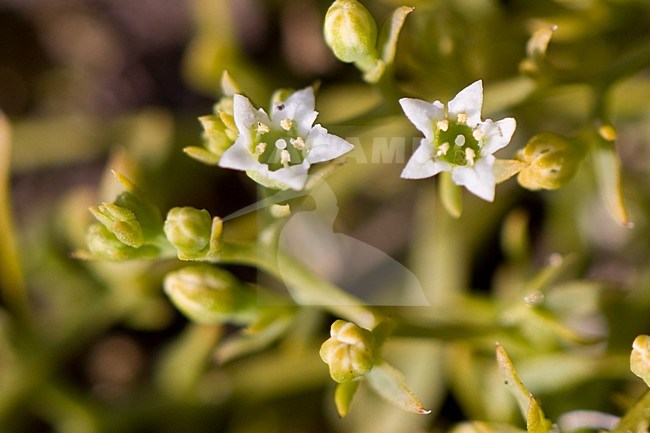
[[218, 87, 354, 190], [400, 80, 516, 201]]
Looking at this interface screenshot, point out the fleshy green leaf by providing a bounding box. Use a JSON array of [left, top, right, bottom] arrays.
[[451, 421, 527, 433], [590, 128, 633, 227], [520, 24, 557, 75], [496, 344, 551, 433], [335, 380, 360, 417], [527, 397, 551, 433], [496, 344, 532, 417], [215, 314, 293, 364], [0, 113, 27, 316], [378, 6, 415, 65], [365, 361, 430, 414]]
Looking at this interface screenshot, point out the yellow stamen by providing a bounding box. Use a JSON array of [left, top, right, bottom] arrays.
[[280, 118, 293, 131], [290, 137, 305, 150]]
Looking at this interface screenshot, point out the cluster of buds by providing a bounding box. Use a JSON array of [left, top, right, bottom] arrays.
[[319, 320, 375, 383], [86, 172, 164, 260], [184, 72, 241, 166]]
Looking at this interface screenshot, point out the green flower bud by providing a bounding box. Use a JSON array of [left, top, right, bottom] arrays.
[[90, 202, 144, 248], [113, 190, 164, 241], [320, 320, 375, 383], [631, 335, 650, 388], [164, 207, 222, 260], [163, 265, 256, 325], [324, 0, 377, 64], [517, 132, 585, 190], [86, 222, 159, 261]]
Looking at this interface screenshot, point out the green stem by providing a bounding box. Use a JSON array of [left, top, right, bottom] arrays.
[[217, 241, 381, 329]]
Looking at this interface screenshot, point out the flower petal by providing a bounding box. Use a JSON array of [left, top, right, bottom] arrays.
[[399, 98, 444, 141], [481, 117, 517, 155], [233, 94, 270, 136], [447, 80, 483, 127], [265, 160, 310, 190], [401, 138, 451, 179], [218, 137, 260, 171], [305, 125, 354, 164], [451, 155, 496, 201], [272, 87, 318, 136]]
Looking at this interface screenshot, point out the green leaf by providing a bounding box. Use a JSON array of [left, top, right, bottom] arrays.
[[0, 113, 27, 317], [365, 361, 430, 414], [335, 380, 360, 417], [611, 391, 650, 433], [451, 421, 527, 433], [527, 397, 551, 433], [378, 6, 415, 65], [155, 324, 222, 397], [590, 129, 633, 227], [496, 344, 531, 418], [215, 314, 293, 364], [496, 344, 551, 433]]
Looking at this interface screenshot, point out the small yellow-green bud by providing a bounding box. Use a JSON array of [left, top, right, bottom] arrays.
[[86, 222, 158, 261], [163, 265, 256, 325], [631, 335, 650, 388], [113, 190, 164, 241], [320, 320, 375, 383], [517, 132, 584, 190], [164, 207, 212, 257], [90, 203, 144, 248], [199, 115, 233, 158], [324, 0, 377, 64]]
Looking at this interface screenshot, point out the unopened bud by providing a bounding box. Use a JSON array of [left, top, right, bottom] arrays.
[[324, 0, 377, 64], [517, 132, 584, 190], [90, 203, 144, 248], [164, 265, 256, 325], [86, 222, 158, 261], [164, 207, 213, 259], [113, 190, 164, 241], [320, 320, 375, 383], [631, 335, 650, 388]]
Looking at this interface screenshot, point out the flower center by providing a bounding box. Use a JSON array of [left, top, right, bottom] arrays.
[[434, 118, 482, 166], [252, 121, 306, 171]]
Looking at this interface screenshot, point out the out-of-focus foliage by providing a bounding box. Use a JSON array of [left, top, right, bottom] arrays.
[[0, 0, 649, 432]]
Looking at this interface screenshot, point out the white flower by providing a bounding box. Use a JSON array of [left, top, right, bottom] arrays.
[[218, 87, 354, 190], [400, 80, 516, 201]]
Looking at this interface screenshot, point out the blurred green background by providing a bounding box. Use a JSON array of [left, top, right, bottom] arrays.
[[1, 0, 649, 432]]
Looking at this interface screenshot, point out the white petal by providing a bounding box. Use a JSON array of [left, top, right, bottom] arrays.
[[272, 87, 318, 136], [399, 98, 445, 141], [481, 117, 517, 155], [450, 155, 496, 201], [218, 138, 259, 171], [233, 94, 270, 134], [305, 125, 354, 164], [401, 138, 451, 179], [266, 160, 310, 190], [448, 80, 483, 127]]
